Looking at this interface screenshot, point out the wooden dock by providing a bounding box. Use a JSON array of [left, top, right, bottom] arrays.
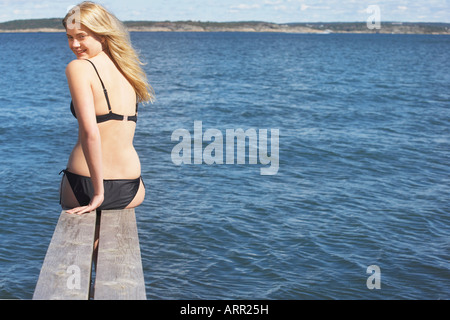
[[33, 209, 146, 300]]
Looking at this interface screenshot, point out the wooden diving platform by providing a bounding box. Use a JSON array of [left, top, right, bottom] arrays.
[[33, 209, 146, 300]]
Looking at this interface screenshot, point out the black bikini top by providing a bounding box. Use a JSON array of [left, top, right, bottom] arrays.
[[70, 59, 138, 123]]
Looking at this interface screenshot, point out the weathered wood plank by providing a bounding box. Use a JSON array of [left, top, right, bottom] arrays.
[[94, 209, 146, 300], [33, 210, 97, 300]]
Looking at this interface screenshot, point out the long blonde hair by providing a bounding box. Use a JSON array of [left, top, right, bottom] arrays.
[[63, 1, 154, 103]]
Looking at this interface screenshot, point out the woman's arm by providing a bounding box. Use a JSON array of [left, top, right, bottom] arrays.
[[65, 59, 104, 214]]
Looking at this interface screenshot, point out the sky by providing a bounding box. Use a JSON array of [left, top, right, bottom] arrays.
[[0, 0, 449, 23]]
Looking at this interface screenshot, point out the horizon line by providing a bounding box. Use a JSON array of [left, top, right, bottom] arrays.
[[1, 18, 450, 25]]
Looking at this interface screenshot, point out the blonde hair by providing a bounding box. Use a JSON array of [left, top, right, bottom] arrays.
[[63, 1, 154, 104]]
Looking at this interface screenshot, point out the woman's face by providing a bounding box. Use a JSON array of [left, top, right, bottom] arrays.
[[66, 25, 104, 59]]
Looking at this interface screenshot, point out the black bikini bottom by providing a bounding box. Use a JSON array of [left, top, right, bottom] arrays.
[[60, 169, 143, 210]]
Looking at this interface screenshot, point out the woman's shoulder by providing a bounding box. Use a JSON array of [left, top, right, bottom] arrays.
[[65, 59, 92, 76]]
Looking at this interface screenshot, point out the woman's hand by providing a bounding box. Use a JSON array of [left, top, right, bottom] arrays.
[[66, 194, 104, 215]]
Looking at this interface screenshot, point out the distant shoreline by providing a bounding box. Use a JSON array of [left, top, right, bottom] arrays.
[[1, 19, 449, 34], [3, 29, 450, 35]]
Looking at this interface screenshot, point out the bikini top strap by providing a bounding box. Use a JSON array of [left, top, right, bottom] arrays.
[[85, 59, 112, 113], [135, 95, 139, 115]]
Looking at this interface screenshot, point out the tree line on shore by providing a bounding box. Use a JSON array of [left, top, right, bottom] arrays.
[[1, 18, 449, 34]]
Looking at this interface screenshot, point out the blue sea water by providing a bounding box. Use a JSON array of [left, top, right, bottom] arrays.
[[0, 31, 449, 300]]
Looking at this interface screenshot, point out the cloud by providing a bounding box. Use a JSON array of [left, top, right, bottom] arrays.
[[230, 4, 261, 10], [274, 5, 287, 11], [300, 4, 330, 11], [264, 0, 283, 4]]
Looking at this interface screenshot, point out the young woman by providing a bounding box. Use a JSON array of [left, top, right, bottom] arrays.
[[60, 1, 154, 215]]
